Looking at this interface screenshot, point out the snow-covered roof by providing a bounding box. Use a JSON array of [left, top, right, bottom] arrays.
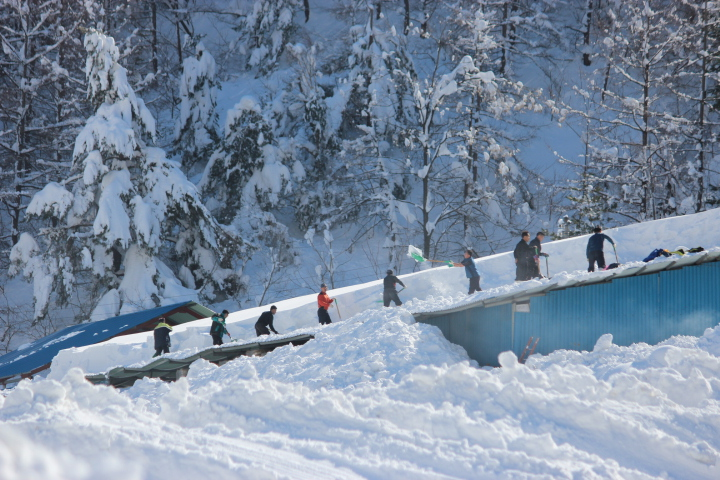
[[86, 333, 315, 388], [414, 249, 720, 320], [0, 301, 214, 384]]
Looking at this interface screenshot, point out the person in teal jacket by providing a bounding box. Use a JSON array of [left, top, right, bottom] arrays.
[[210, 310, 231, 345]]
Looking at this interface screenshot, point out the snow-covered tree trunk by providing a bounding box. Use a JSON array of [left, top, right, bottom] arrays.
[[582, 0, 594, 66], [0, 0, 91, 248], [560, 0, 697, 225]]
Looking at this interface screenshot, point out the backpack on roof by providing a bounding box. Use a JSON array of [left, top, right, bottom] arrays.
[[668, 246, 705, 256], [642, 248, 671, 263]]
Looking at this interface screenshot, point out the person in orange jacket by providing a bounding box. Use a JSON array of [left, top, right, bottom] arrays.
[[317, 283, 335, 325]]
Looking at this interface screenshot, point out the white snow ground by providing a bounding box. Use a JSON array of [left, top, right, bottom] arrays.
[[2, 209, 720, 479]]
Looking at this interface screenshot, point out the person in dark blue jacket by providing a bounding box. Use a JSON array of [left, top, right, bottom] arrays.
[[255, 306, 279, 336], [513, 232, 535, 281], [587, 227, 615, 272], [152, 318, 173, 357], [453, 250, 482, 294]]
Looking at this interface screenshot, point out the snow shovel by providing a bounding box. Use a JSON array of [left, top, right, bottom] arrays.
[[545, 256, 550, 279], [407, 245, 453, 267], [334, 298, 342, 320]]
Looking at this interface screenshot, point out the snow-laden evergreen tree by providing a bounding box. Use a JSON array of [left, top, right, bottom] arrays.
[[173, 41, 220, 171], [199, 95, 295, 301], [9, 30, 246, 323], [280, 42, 341, 232], [0, 0, 93, 249], [234, 0, 301, 74], [337, 7, 416, 268], [561, 0, 697, 225], [280, 8, 415, 252], [200, 96, 283, 221]]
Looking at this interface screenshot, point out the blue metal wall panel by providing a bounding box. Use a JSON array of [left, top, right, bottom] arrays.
[[658, 262, 720, 339], [468, 304, 513, 365], [417, 261, 720, 367], [422, 303, 512, 366]]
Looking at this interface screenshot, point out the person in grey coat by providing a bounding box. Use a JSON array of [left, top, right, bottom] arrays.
[[383, 269, 406, 307]]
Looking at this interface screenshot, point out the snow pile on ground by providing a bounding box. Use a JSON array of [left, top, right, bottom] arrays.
[[2, 308, 720, 479], [3, 209, 720, 478]]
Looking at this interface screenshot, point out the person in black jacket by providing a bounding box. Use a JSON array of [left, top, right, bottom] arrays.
[[152, 318, 173, 357], [383, 269, 406, 307], [513, 231, 535, 281], [453, 250, 482, 294], [587, 227, 615, 272], [529, 232, 549, 278], [255, 306, 279, 336]]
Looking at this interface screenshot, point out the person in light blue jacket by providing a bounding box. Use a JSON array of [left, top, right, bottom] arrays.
[[454, 250, 482, 294]]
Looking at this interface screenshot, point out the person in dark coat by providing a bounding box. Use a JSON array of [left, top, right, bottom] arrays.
[[514, 231, 535, 281], [209, 310, 230, 345], [317, 283, 334, 325], [453, 250, 482, 294], [255, 306, 279, 336], [587, 227, 615, 272], [382, 269, 406, 307], [153, 318, 172, 357], [529, 232, 549, 278]]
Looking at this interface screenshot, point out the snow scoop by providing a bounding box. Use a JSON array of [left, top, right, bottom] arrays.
[[407, 245, 453, 267], [334, 298, 342, 320], [545, 256, 550, 279]]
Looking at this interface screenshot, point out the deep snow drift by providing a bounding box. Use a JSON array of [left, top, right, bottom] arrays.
[[2, 210, 720, 479]]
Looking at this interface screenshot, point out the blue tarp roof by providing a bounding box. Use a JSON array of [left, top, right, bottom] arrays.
[[0, 302, 200, 382]]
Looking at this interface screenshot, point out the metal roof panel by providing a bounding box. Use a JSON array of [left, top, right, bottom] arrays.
[[0, 301, 202, 381]]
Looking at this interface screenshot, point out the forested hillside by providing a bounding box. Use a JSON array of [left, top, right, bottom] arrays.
[[1, 0, 718, 349]]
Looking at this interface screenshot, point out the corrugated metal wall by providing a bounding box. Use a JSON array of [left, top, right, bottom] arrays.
[[418, 262, 720, 366], [421, 303, 513, 366]]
